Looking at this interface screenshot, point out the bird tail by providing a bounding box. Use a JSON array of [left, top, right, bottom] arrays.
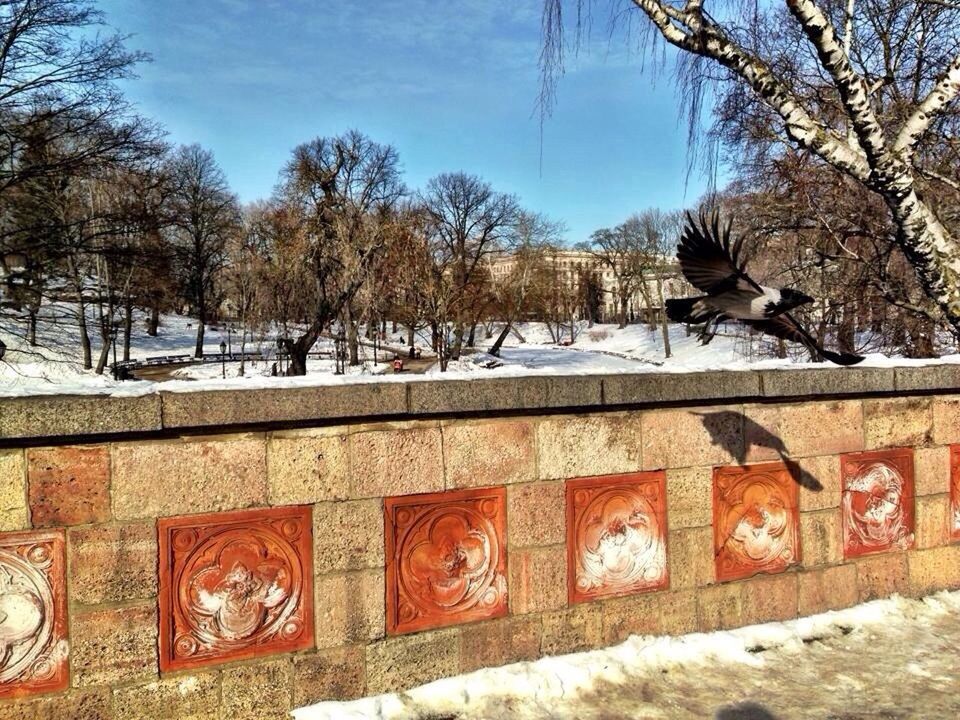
[[666, 296, 716, 324], [818, 348, 866, 366]]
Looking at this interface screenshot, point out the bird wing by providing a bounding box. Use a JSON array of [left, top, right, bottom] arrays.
[[743, 313, 865, 366], [677, 212, 762, 295]]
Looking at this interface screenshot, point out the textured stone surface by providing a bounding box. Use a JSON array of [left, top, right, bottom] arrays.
[[932, 396, 960, 445], [800, 509, 843, 567], [740, 573, 798, 625], [668, 527, 714, 589], [540, 604, 603, 656], [0, 449, 27, 531], [601, 589, 697, 644], [113, 673, 220, 720], [267, 430, 349, 504], [642, 407, 742, 469], [856, 553, 910, 601], [914, 446, 950, 496], [914, 495, 950, 549], [908, 545, 960, 595], [749, 401, 863, 459], [219, 659, 292, 720], [0, 394, 161, 440], [314, 570, 385, 649], [796, 455, 842, 511], [408, 376, 602, 415], [27, 445, 110, 527], [666, 467, 713, 529], [442, 420, 536, 488], [69, 522, 157, 604], [0, 689, 112, 720], [863, 397, 932, 450], [508, 480, 565, 547], [292, 646, 366, 705], [365, 630, 459, 695], [508, 545, 567, 614], [313, 499, 384, 573], [797, 565, 859, 616], [459, 615, 542, 673], [697, 582, 743, 633], [111, 437, 267, 520], [536, 415, 642, 480], [71, 603, 157, 687], [759, 367, 894, 398], [603, 371, 760, 406], [350, 426, 444, 498]]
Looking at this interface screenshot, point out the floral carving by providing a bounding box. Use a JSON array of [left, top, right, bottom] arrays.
[[951, 446, 960, 542], [842, 448, 915, 559], [158, 506, 313, 671], [0, 529, 68, 699], [713, 463, 800, 582], [386, 487, 507, 634], [566, 472, 668, 603]]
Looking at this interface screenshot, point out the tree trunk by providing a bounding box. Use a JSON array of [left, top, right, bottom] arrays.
[[27, 309, 37, 346], [489, 323, 512, 357], [450, 323, 464, 359], [194, 304, 206, 359], [122, 297, 133, 362], [345, 306, 359, 366], [77, 300, 92, 370], [466, 322, 477, 348], [407, 325, 415, 355], [657, 280, 671, 359], [618, 297, 627, 330], [147, 305, 160, 337], [284, 321, 322, 376]]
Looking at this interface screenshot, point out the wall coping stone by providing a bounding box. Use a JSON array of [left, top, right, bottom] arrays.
[[1, 364, 957, 442]]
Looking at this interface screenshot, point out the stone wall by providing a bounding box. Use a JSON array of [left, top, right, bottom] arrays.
[[1, 369, 959, 719]]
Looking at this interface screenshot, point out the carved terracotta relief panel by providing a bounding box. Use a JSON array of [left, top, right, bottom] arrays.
[[157, 506, 314, 672], [713, 462, 800, 582], [841, 448, 915, 559], [566, 471, 668, 604], [385, 486, 507, 635], [0, 529, 68, 699], [951, 446, 960, 543]]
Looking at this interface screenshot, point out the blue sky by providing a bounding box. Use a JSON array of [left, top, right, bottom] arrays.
[[101, 0, 710, 243]]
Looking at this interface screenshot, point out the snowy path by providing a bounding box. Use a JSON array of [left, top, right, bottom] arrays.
[[294, 591, 960, 720]]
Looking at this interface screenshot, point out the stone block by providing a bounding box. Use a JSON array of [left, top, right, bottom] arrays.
[[508, 545, 567, 614], [219, 659, 292, 720], [459, 615, 542, 673], [113, 673, 220, 720], [536, 415, 642, 480], [442, 420, 536, 488], [770, 401, 863, 459], [72, 603, 157, 688], [350, 426, 444, 498], [69, 522, 157, 604], [759, 367, 894, 398], [740, 573, 798, 625], [603, 371, 760, 406], [908, 545, 960, 596], [313, 499, 384, 573], [697, 582, 743, 633], [292, 646, 366, 705], [914, 446, 950, 496], [932, 396, 960, 445], [314, 570, 385, 649], [800, 509, 842, 567], [856, 552, 909, 601], [0, 394, 161, 440], [863, 397, 932, 450], [796, 456, 841, 511], [0, 689, 111, 720], [540, 604, 603, 656], [642, 407, 742, 470], [915, 494, 950, 550], [666, 467, 713, 529], [508, 480, 565, 547], [407, 376, 602, 415], [365, 630, 459, 695], [668, 527, 714, 589], [0, 449, 27, 531], [797, 565, 859, 616], [267, 430, 349, 504], [111, 437, 267, 520], [27, 445, 110, 527], [602, 589, 697, 644], [895, 365, 960, 392]]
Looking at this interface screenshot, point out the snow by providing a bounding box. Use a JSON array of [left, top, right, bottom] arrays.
[[292, 590, 960, 720], [4, 305, 960, 398]]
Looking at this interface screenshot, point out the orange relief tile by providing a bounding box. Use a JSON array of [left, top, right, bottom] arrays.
[[0, 529, 68, 699], [566, 471, 668, 604], [841, 448, 915, 559], [713, 462, 801, 583], [949, 446, 960, 542], [157, 506, 314, 672], [385, 486, 507, 635]]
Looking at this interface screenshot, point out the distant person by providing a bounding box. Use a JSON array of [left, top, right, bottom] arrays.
[[393, 355, 403, 373]]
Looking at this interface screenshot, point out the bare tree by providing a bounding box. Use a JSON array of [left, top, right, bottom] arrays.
[[166, 145, 240, 358], [421, 172, 519, 360], [543, 0, 960, 334], [583, 219, 655, 329]]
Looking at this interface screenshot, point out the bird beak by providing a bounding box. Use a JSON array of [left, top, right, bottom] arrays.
[[798, 292, 815, 306]]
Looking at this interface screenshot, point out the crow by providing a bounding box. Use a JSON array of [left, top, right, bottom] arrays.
[[665, 212, 865, 366]]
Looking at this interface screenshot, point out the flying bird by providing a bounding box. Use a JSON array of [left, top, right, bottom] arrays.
[[665, 212, 865, 366]]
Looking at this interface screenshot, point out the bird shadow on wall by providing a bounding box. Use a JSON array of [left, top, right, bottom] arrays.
[[698, 410, 823, 492], [715, 701, 782, 720]]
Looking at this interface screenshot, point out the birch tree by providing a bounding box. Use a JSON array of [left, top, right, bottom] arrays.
[[542, 0, 960, 334]]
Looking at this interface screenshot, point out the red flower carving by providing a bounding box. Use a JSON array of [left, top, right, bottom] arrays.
[[406, 514, 490, 609], [842, 450, 915, 558]]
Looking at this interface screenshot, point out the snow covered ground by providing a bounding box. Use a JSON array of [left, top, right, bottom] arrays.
[[4, 305, 960, 397], [294, 590, 960, 720]]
